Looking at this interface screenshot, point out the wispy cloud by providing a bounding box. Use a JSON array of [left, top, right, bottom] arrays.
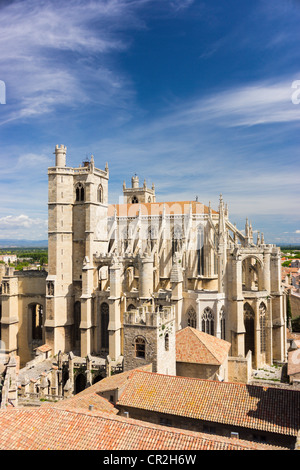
[[0, 0, 150, 124], [150, 79, 300, 132], [0, 0, 198, 125]]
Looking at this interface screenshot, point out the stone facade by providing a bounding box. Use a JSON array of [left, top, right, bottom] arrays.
[[0, 145, 287, 378]]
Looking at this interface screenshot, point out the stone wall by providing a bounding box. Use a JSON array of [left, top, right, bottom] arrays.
[[291, 293, 300, 319], [228, 351, 252, 383], [176, 362, 220, 380]]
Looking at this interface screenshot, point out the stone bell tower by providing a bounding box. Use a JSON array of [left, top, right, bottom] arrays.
[[45, 145, 109, 356], [123, 302, 176, 376], [123, 175, 156, 204]]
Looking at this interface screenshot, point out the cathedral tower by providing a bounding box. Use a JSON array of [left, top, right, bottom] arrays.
[[123, 175, 156, 204], [45, 145, 109, 356]]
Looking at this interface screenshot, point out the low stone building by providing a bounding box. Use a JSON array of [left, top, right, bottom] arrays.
[[115, 369, 300, 449], [0, 404, 286, 450], [175, 326, 231, 381]]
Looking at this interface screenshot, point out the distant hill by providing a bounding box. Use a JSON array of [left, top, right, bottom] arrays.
[[0, 239, 48, 248]]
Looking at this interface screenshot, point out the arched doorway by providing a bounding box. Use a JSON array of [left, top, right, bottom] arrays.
[[92, 372, 105, 385], [244, 303, 255, 356], [75, 373, 86, 394]]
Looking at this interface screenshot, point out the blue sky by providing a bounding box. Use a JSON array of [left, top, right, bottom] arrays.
[[0, 0, 299, 243]]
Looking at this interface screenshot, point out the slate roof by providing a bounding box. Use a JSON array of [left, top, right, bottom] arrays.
[[176, 327, 231, 365], [117, 370, 300, 437], [0, 407, 286, 450]]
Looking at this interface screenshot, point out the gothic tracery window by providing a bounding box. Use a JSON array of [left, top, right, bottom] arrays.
[[75, 183, 85, 202], [187, 307, 197, 329], [132, 196, 138, 203], [202, 307, 214, 336]]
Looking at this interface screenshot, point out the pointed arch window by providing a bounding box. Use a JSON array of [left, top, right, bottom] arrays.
[[187, 307, 197, 329], [172, 225, 182, 256], [75, 183, 85, 202], [197, 225, 204, 275], [74, 301, 81, 342], [31, 304, 43, 341], [259, 302, 266, 353], [127, 304, 136, 311], [100, 302, 109, 351], [244, 303, 255, 356], [220, 308, 226, 340], [148, 225, 157, 251], [202, 307, 214, 336], [132, 196, 138, 203], [98, 184, 103, 203]]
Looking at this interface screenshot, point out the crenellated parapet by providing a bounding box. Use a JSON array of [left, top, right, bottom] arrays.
[[123, 303, 175, 329]]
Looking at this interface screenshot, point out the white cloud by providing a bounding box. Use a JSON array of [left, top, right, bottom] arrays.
[[0, 0, 151, 124], [0, 215, 47, 240], [152, 79, 300, 132]]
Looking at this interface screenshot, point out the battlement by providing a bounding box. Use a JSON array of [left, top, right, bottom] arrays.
[[123, 302, 175, 328]]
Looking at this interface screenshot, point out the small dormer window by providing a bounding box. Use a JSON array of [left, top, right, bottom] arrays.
[[132, 196, 138, 204]]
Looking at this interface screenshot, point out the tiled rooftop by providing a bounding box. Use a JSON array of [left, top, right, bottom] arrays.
[[117, 370, 300, 437], [176, 327, 231, 365], [75, 364, 152, 396], [0, 407, 286, 450], [42, 391, 119, 415], [108, 200, 218, 217]]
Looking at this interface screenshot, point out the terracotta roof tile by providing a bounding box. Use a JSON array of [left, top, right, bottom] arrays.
[[108, 201, 218, 217], [0, 407, 286, 450], [42, 391, 119, 415], [117, 370, 300, 437], [76, 364, 152, 396], [176, 327, 231, 365]]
